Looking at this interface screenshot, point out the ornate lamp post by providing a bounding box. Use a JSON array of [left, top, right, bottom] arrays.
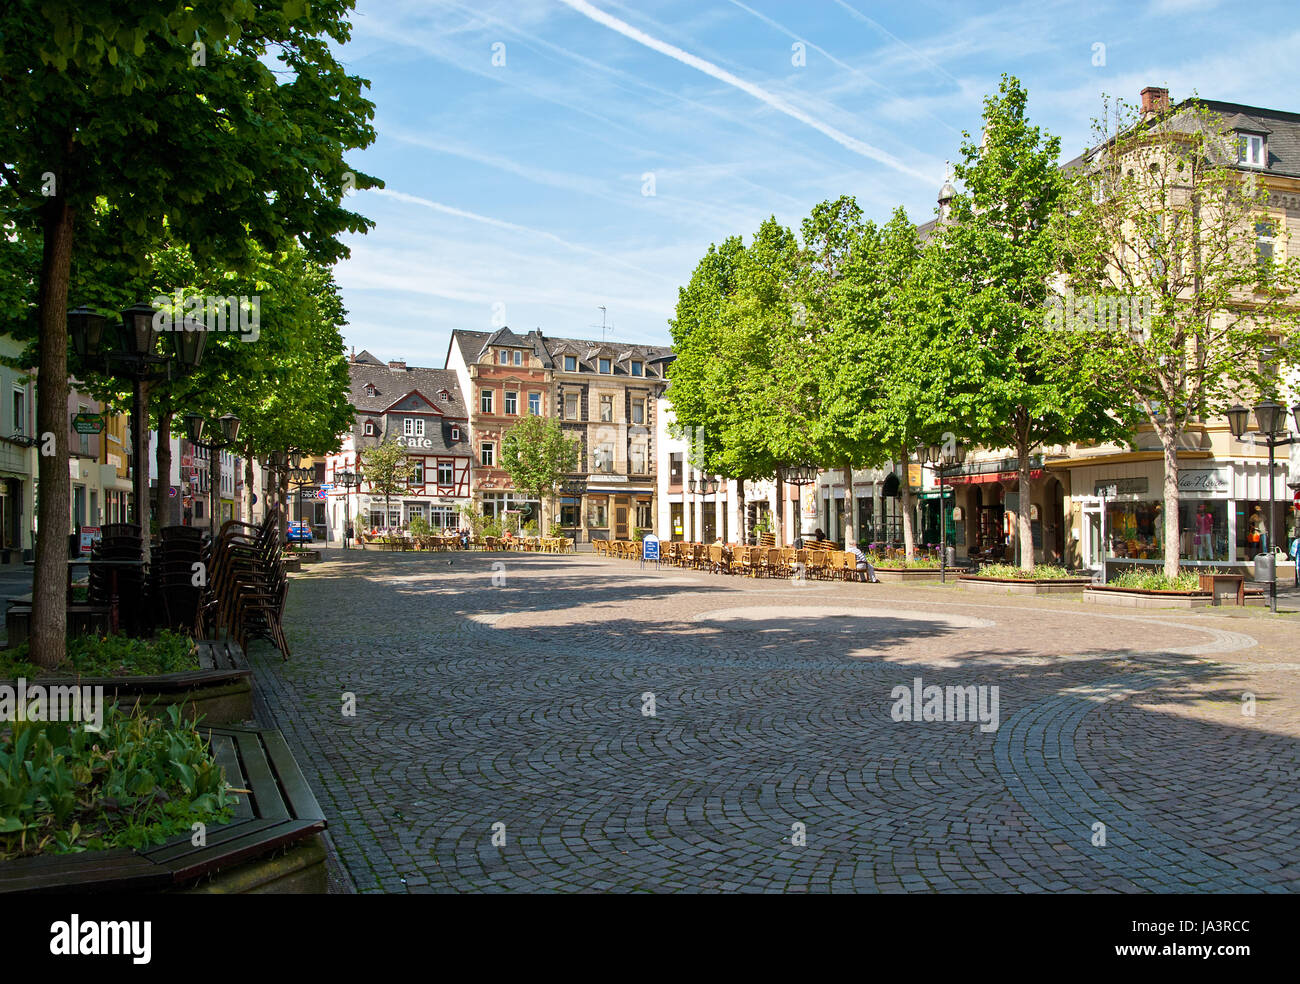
[[923, 440, 967, 582], [338, 470, 360, 549], [69, 304, 207, 537], [1227, 399, 1300, 612], [778, 464, 817, 545], [686, 474, 719, 541], [185, 412, 240, 533]]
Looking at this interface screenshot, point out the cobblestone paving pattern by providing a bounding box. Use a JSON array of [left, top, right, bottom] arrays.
[[245, 550, 1300, 893]]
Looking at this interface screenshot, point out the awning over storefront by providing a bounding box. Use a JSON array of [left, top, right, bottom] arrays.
[[947, 469, 1043, 485]]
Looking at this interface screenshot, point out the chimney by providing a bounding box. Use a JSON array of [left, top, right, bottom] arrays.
[[388, 359, 406, 371], [350, 345, 355, 361], [1141, 86, 1170, 119]]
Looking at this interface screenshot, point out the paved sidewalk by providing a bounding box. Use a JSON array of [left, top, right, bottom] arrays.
[[247, 549, 1300, 893]]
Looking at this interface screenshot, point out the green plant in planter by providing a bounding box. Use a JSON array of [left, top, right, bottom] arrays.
[[523, 520, 539, 536], [1, 631, 199, 679], [548, 523, 566, 538], [977, 562, 1073, 580], [0, 704, 235, 859], [408, 515, 432, 537], [483, 522, 502, 539], [753, 513, 773, 535], [632, 528, 647, 541]]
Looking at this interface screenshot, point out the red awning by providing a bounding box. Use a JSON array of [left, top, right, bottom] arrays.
[[947, 469, 1043, 485]]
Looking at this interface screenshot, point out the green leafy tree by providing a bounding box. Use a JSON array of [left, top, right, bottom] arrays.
[[0, 1, 380, 666], [499, 414, 580, 529], [1057, 96, 1300, 577], [359, 440, 413, 532], [934, 76, 1132, 571]]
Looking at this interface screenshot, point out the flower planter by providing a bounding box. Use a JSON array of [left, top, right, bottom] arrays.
[[283, 556, 302, 573], [0, 726, 327, 895], [1083, 585, 1212, 609], [287, 549, 321, 563], [959, 575, 1092, 595], [0, 639, 252, 725], [871, 567, 946, 583]]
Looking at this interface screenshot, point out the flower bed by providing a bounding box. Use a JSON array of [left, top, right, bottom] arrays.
[[959, 563, 1092, 595], [1083, 584, 1212, 609]]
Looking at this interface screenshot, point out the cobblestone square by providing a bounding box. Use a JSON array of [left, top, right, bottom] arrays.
[[251, 550, 1300, 893]]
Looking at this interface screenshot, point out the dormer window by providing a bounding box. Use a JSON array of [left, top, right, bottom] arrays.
[[499, 350, 509, 365], [513, 350, 522, 366], [364, 421, 375, 436], [565, 356, 577, 372], [599, 358, 611, 374], [631, 361, 643, 377], [450, 425, 461, 442], [1238, 132, 1266, 168], [439, 389, 451, 401], [365, 383, 376, 397]]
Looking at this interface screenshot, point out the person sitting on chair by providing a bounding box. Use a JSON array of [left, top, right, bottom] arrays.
[[849, 543, 879, 583]]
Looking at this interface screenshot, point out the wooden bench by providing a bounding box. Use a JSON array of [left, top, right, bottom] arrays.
[[0, 725, 326, 894]]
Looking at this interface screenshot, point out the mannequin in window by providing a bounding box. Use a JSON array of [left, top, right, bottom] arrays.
[[1247, 505, 1264, 554], [1196, 503, 1214, 560]]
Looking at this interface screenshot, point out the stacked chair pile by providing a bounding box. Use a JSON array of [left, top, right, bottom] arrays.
[[89, 523, 148, 635], [196, 508, 291, 658], [149, 525, 206, 631]]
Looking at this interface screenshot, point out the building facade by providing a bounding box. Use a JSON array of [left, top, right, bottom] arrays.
[[325, 350, 473, 539]]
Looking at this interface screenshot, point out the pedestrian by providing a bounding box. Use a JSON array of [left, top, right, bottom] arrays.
[[1291, 529, 1300, 586]]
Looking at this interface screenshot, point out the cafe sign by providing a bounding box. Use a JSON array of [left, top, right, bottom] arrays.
[[1178, 467, 1229, 496], [73, 412, 104, 435]]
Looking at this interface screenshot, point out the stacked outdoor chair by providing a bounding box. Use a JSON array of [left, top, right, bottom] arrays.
[[197, 508, 291, 659], [89, 523, 147, 635], [149, 525, 206, 632]]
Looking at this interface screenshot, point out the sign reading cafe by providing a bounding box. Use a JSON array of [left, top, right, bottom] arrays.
[[1178, 468, 1229, 495]]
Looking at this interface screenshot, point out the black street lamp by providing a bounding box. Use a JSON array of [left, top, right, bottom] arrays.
[[779, 464, 817, 545], [1227, 400, 1300, 612], [288, 464, 317, 530], [68, 304, 207, 552], [338, 469, 360, 549], [922, 440, 967, 582], [686, 474, 720, 541], [187, 413, 241, 534]]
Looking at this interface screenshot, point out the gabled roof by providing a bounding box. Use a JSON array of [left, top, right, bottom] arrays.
[[349, 359, 467, 419], [544, 334, 672, 377]]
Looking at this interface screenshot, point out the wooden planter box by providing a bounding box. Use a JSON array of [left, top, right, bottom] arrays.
[[0, 726, 327, 895], [0, 639, 252, 725], [287, 549, 321, 563], [959, 576, 1092, 595], [1084, 585, 1212, 609], [871, 567, 946, 583]]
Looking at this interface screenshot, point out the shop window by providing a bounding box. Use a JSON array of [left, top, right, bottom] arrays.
[[590, 498, 609, 528], [560, 500, 581, 527], [635, 499, 652, 529]]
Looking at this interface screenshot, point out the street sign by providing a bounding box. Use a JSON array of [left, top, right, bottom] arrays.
[[168, 486, 178, 498], [73, 412, 104, 435], [641, 533, 660, 568]]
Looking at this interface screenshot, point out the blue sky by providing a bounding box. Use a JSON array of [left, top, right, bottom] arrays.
[[333, 0, 1298, 366]]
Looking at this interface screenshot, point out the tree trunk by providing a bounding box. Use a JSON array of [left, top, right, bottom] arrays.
[[736, 479, 746, 545], [154, 404, 173, 530], [1017, 435, 1034, 573], [210, 445, 222, 535], [242, 452, 255, 525], [279, 465, 290, 544], [132, 379, 152, 563], [900, 452, 916, 559], [1161, 423, 1181, 580], [31, 194, 76, 668], [845, 463, 855, 550], [773, 474, 783, 546]]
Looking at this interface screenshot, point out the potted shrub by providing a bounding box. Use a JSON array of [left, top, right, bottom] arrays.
[[959, 562, 1092, 595]]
